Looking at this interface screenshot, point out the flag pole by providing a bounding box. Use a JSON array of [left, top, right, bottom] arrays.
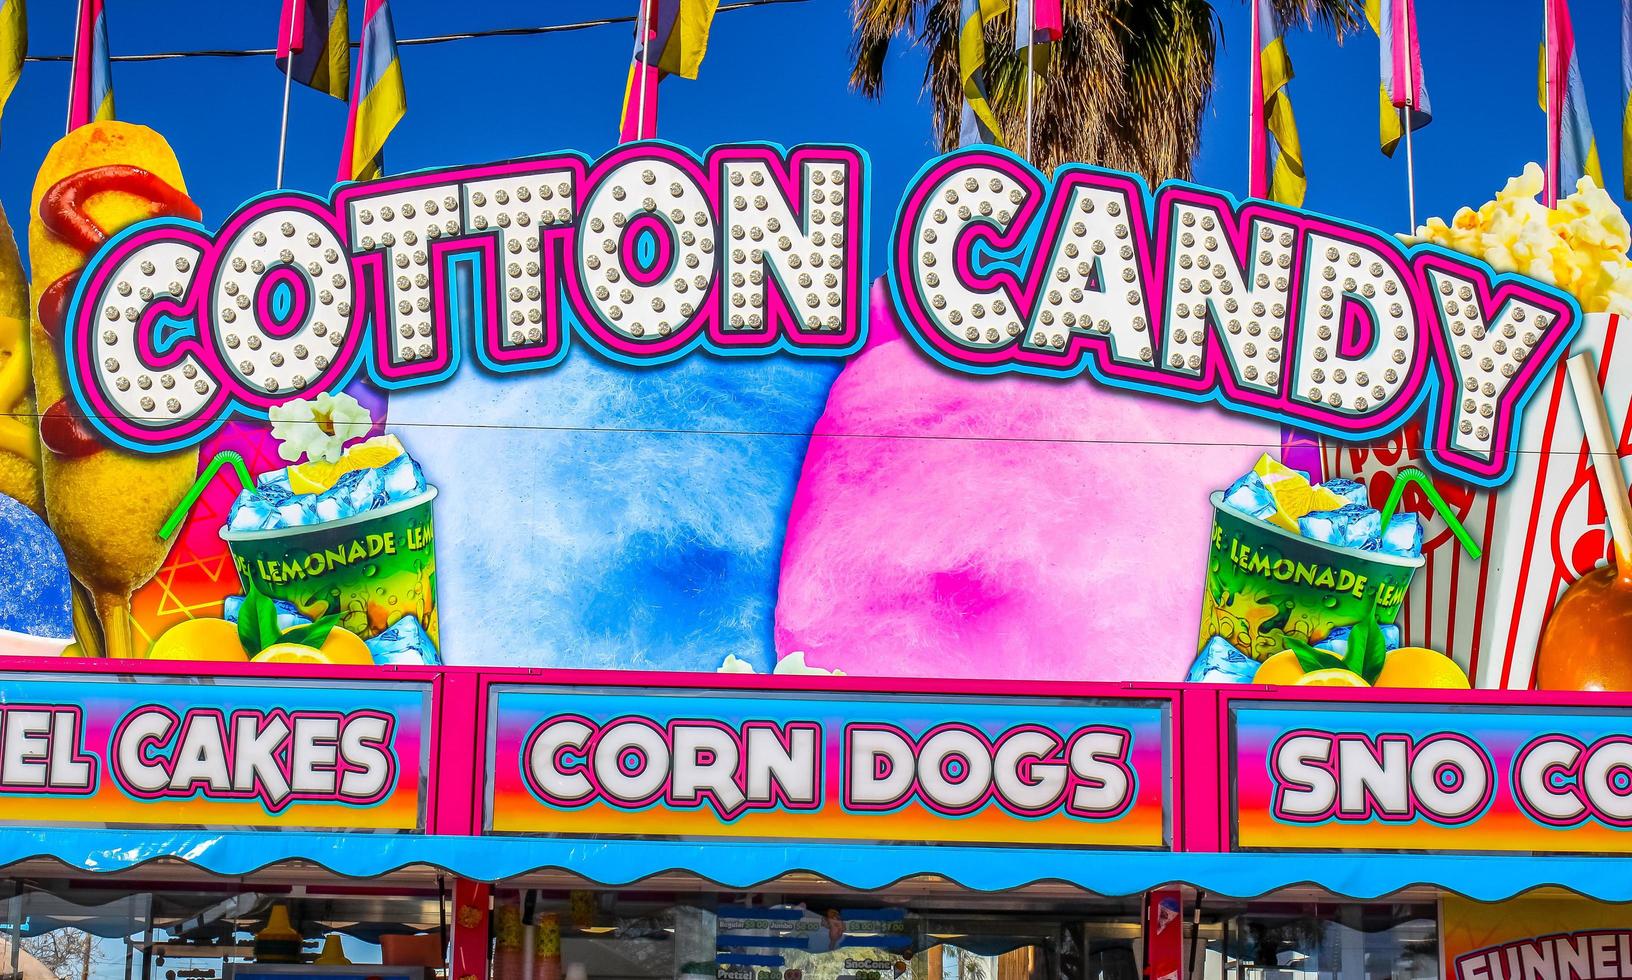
[[1246, 0, 1254, 194], [1544, 0, 1557, 206], [1401, 0, 1417, 232], [66, 0, 85, 136], [275, 2, 298, 189], [1024, 2, 1035, 163], [635, 0, 652, 139]]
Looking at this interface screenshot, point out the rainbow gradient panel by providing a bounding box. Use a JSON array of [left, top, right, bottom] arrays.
[[484, 685, 1171, 848], [0, 672, 428, 830], [1233, 701, 1632, 853]]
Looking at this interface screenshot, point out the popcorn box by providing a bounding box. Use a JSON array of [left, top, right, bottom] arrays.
[[1322, 313, 1632, 688]]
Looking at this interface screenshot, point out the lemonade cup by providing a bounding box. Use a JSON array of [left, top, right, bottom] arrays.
[[1198, 490, 1423, 661], [221, 487, 438, 645]]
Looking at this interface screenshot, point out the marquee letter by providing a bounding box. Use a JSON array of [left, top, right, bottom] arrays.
[[671, 722, 744, 813], [338, 713, 394, 802], [526, 718, 595, 804], [1515, 736, 1585, 825], [846, 725, 914, 809], [1291, 231, 1421, 424], [1158, 192, 1296, 396], [233, 712, 292, 809], [593, 719, 670, 805], [745, 723, 818, 808], [215, 198, 359, 406], [715, 146, 866, 349], [574, 148, 718, 359], [1418, 255, 1579, 483], [1272, 733, 1336, 819], [1067, 728, 1132, 815]]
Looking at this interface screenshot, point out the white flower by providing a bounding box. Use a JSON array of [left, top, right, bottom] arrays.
[[715, 652, 846, 675], [773, 651, 845, 676], [268, 392, 373, 463]]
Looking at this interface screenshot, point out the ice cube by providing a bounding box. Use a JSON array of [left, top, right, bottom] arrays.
[[256, 468, 292, 492], [1298, 504, 1382, 550], [316, 468, 388, 521], [1223, 471, 1277, 519], [1315, 623, 1403, 657], [222, 595, 312, 632], [276, 494, 319, 528], [365, 615, 442, 666], [227, 489, 284, 532], [1185, 635, 1261, 684], [378, 454, 425, 503], [1317, 479, 1369, 507], [255, 482, 294, 506], [1379, 513, 1423, 558]]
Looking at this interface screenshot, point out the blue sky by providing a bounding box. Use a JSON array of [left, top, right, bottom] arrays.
[[0, 0, 1627, 267]]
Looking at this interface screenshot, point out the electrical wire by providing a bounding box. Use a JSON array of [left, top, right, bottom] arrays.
[[20, 0, 808, 64], [0, 407, 1602, 458]]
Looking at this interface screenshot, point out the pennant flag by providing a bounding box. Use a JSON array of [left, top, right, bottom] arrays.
[[1365, 0, 1431, 157], [68, 0, 113, 130], [338, 0, 404, 182], [1013, 0, 1062, 72], [1622, 0, 1632, 197], [1250, 0, 1305, 206], [0, 0, 24, 137], [276, 0, 350, 101], [1540, 0, 1602, 200], [619, 0, 718, 142], [957, 0, 1007, 146]]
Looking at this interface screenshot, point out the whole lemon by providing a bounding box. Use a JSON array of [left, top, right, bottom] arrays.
[[148, 619, 249, 662], [1374, 647, 1470, 689], [1252, 650, 1306, 686], [315, 627, 374, 666]]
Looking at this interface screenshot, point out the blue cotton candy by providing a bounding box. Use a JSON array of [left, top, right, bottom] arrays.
[[0, 494, 73, 639], [389, 354, 838, 671]]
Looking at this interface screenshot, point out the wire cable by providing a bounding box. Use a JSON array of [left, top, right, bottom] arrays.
[[21, 0, 808, 64]]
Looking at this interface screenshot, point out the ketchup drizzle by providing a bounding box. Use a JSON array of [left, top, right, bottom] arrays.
[[35, 165, 199, 458]]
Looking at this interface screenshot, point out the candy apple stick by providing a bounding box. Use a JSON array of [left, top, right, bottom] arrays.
[[1566, 352, 1632, 578]]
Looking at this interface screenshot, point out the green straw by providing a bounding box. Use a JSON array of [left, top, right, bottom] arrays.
[[158, 450, 257, 541], [1377, 466, 1482, 561]]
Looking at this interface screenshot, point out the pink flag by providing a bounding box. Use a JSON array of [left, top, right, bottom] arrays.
[[1014, 0, 1062, 49], [67, 0, 114, 130], [1247, 0, 1267, 198], [1380, 0, 1429, 109]]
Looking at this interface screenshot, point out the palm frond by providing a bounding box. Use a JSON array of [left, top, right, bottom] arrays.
[[847, 0, 1363, 182], [850, 0, 929, 96]]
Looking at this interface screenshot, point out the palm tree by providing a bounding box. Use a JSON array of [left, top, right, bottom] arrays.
[[849, 0, 1364, 182]]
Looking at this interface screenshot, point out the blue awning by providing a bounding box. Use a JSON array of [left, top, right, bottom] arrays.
[[3, 829, 1630, 903]]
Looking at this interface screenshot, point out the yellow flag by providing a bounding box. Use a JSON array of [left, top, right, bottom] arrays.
[[1258, 8, 1306, 207], [0, 0, 25, 137]]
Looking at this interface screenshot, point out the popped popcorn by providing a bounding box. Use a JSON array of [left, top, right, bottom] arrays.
[[1410, 163, 1632, 315], [267, 391, 373, 463]]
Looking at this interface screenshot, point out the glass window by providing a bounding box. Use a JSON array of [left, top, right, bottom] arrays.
[[1193, 902, 1438, 980]]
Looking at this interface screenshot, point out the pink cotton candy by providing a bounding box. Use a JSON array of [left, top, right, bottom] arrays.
[[774, 336, 1280, 682]]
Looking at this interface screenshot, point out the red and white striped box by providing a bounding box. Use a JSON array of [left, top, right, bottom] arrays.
[[1323, 313, 1632, 688]]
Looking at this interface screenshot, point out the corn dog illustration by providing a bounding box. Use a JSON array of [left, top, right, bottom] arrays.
[[0, 202, 39, 514], [28, 122, 201, 659]]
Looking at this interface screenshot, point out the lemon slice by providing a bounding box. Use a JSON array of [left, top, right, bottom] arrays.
[[285, 435, 405, 494], [1295, 668, 1371, 687], [287, 458, 341, 494], [1305, 485, 1347, 513], [252, 642, 329, 664], [339, 434, 406, 471]]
